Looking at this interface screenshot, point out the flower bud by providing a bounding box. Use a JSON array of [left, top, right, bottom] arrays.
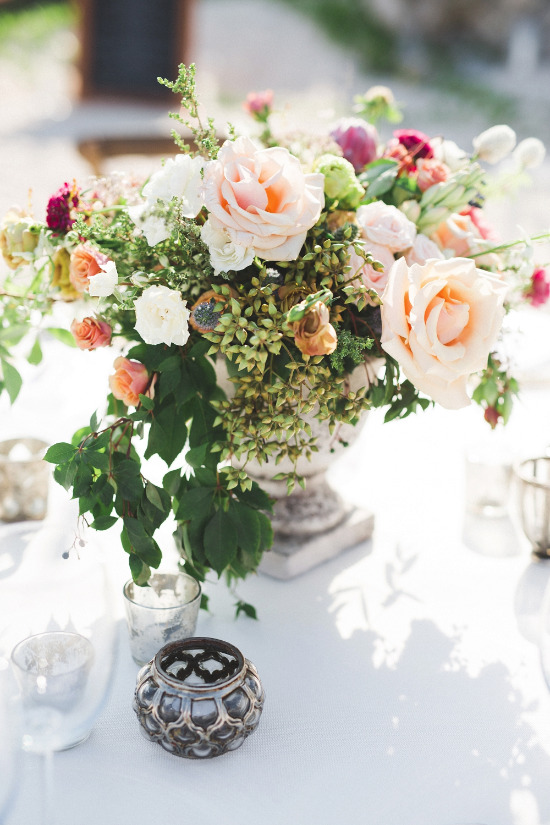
[[313, 154, 364, 209], [330, 117, 378, 172], [472, 125, 516, 163], [513, 137, 546, 170]]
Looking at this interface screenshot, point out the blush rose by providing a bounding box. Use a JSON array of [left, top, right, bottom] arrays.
[[356, 201, 417, 253], [69, 244, 110, 292], [70, 316, 112, 350], [109, 357, 151, 407], [289, 300, 337, 357], [202, 135, 325, 261], [380, 256, 507, 409]]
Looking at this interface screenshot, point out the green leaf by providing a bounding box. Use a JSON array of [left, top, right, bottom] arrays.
[[203, 508, 237, 575], [128, 555, 151, 585], [1, 359, 22, 404], [47, 327, 77, 347], [138, 393, 155, 410], [90, 515, 118, 531], [185, 443, 208, 469], [123, 517, 162, 568], [234, 480, 273, 512], [235, 600, 258, 620], [145, 404, 187, 466], [176, 487, 214, 522], [163, 469, 182, 496], [44, 442, 77, 464], [257, 511, 274, 552], [227, 500, 261, 556], [145, 481, 170, 512], [113, 459, 143, 501], [27, 337, 43, 366], [200, 593, 210, 612]]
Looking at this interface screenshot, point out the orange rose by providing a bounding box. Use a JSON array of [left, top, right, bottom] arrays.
[[290, 301, 337, 357], [109, 357, 150, 407], [70, 317, 112, 350], [69, 244, 110, 293]]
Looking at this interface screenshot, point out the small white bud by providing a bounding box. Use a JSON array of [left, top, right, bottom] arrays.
[[513, 137, 546, 170], [472, 125, 517, 164]]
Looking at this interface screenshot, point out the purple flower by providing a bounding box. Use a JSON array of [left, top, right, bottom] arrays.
[[330, 118, 378, 172], [46, 181, 80, 233]]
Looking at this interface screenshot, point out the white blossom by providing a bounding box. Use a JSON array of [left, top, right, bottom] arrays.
[[513, 137, 546, 170], [472, 125, 516, 164], [88, 260, 118, 297], [142, 154, 204, 218], [201, 217, 255, 274], [134, 284, 190, 346]]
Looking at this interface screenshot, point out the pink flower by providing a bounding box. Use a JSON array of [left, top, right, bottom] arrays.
[[202, 136, 324, 261], [46, 181, 80, 233], [243, 90, 273, 117], [348, 242, 395, 300], [431, 213, 485, 258], [416, 158, 450, 192], [330, 118, 378, 172], [69, 244, 111, 292], [109, 357, 151, 407], [527, 268, 550, 308], [462, 206, 499, 242], [356, 201, 416, 253], [70, 316, 112, 350]]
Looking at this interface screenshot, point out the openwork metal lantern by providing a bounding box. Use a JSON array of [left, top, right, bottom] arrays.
[[516, 456, 550, 559], [133, 637, 264, 759]]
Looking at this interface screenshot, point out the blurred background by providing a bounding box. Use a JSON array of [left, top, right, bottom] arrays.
[[0, 0, 549, 240]]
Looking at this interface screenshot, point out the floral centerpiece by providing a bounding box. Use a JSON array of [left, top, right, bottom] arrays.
[[1, 65, 548, 611]]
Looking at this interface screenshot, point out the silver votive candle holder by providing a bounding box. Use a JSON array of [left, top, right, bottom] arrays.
[[0, 438, 49, 522], [123, 572, 201, 666], [516, 456, 550, 559]]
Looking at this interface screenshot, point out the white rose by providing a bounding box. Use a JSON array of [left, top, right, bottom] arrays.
[[143, 154, 204, 218], [127, 204, 170, 246], [404, 234, 444, 266], [472, 125, 516, 164], [356, 201, 416, 253], [201, 217, 255, 274], [88, 260, 118, 297], [513, 137, 546, 170], [134, 284, 190, 346], [380, 256, 507, 409]]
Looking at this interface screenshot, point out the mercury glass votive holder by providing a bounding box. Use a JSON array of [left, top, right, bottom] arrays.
[[0, 438, 49, 522], [123, 572, 201, 667], [465, 441, 513, 518], [516, 456, 550, 559]]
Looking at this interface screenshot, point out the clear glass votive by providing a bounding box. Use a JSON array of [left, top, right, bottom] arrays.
[[0, 438, 49, 522], [516, 456, 550, 559], [123, 572, 201, 667], [11, 631, 95, 752], [465, 441, 513, 518]]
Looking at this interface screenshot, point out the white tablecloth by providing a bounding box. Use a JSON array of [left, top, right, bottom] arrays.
[[2, 320, 550, 825]]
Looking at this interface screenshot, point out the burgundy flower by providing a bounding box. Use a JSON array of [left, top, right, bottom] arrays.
[[393, 129, 434, 160], [46, 181, 80, 233]]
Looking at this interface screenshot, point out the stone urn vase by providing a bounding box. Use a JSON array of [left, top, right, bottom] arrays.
[[215, 359, 374, 579]]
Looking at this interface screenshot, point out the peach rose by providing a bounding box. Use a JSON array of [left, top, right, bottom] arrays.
[[404, 233, 444, 266], [356, 201, 416, 253], [290, 301, 337, 357], [109, 357, 151, 407], [70, 316, 112, 350], [202, 135, 325, 261], [380, 256, 507, 409], [416, 157, 450, 192], [348, 242, 395, 300], [69, 244, 110, 292], [431, 212, 484, 257]]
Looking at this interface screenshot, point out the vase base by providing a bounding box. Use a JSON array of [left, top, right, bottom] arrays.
[[258, 506, 374, 580]]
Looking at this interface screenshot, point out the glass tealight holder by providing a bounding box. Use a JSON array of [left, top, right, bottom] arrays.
[[123, 572, 201, 667], [0, 438, 49, 522], [516, 456, 550, 559], [465, 441, 513, 518]]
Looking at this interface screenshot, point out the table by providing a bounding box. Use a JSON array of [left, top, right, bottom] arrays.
[[2, 318, 550, 825]]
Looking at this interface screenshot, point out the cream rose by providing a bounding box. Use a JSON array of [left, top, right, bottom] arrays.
[[142, 154, 204, 217], [356, 201, 416, 253], [134, 284, 190, 347], [201, 216, 255, 274], [202, 135, 324, 261], [88, 260, 118, 297], [404, 233, 444, 266], [380, 256, 507, 409]]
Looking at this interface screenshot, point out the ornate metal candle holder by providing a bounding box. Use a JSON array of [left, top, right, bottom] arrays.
[[516, 456, 550, 559], [133, 637, 264, 759], [0, 438, 49, 522]]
